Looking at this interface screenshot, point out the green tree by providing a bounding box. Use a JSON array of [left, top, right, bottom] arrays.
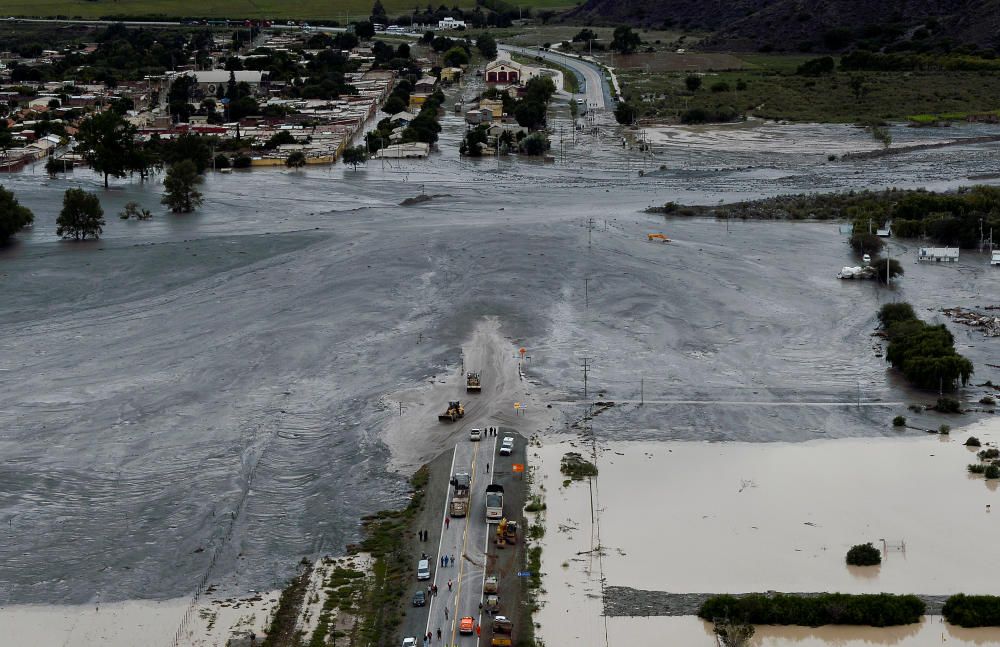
[[520, 132, 548, 156], [846, 542, 882, 566], [286, 151, 307, 168], [382, 95, 408, 115], [161, 160, 204, 213], [0, 185, 34, 243], [870, 257, 904, 284], [75, 110, 138, 188], [161, 133, 212, 174], [614, 101, 638, 125], [460, 125, 488, 156], [514, 100, 547, 129], [797, 56, 835, 76], [355, 21, 375, 40], [443, 46, 470, 67], [370, 0, 387, 23], [266, 130, 297, 148], [867, 123, 892, 148], [685, 75, 702, 92], [341, 145, 368, 170], [477, 33, 498, 59], [610, 26, 641, 54], [56, 188, 105, 240]]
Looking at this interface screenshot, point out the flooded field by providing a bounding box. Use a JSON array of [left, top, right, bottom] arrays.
[[1, 100, 998, 639], [533, 420, 1000, 646]]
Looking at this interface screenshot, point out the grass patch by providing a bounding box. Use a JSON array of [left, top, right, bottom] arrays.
[[262, 559, 314, 647], [560, 452, 598, 480], [699, 593, 925, 627], [524, 494, 547, 512], [617, 54, 1000, 123]]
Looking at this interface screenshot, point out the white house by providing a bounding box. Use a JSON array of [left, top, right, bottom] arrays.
[[918, 247, 960, 262], [437, 17, 466, 29], [991, 250, 1000, 266]]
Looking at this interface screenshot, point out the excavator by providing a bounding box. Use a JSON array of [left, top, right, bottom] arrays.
[[647, 233, 672, 243], [438, 400, 465, 422]]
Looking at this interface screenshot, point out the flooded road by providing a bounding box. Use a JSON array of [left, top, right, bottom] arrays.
[[1, 110, 998, 613]]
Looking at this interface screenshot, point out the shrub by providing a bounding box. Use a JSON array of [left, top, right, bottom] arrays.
[[685, 75, 702, 91], [965, 436, 982, 447], [560, 452, 597, 480], [698, 593, 924, 626], [939, 424, 950, 434], [233, 155, 252, 168], [987, 465, 1000, 479], [892, 416, 906, 427], [710, 81, 731, 93], [943, 594, 1000, 627], [846, 542, 882, 566], [978, 448, 1000, 460], [936, 397, 962, 413], [968, 463, 986, 474], [881, 304, 974, 391]]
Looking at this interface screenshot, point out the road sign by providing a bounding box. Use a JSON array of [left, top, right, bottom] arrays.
[[517, 571, 532, 577], [512, 463, 524, 473]]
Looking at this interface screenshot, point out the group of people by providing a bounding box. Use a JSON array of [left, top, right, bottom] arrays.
[[484, 426, 499, 436], [439, 553, 456, 567]]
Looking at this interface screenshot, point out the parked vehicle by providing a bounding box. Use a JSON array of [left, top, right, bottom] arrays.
[[412, 590, 426, 607], [484, 574, 498, 593], [466, 372, 481, 393], [459, 616, 475, 634], [485, 484, 504, 520], [450, 472, 471, 517], [417, 559, 431, 580], [499, 436, 514, 456], [439, 400, 465, 422], [402, 638, 417, 647], [493, 615, 513, 635]]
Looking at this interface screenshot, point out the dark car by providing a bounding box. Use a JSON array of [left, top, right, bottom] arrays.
[[412, 590, 426, 607]]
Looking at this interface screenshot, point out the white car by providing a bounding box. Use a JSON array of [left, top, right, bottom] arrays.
[[862, 253, 871, 264], [500, 436, 514, 456], [469, 428, 482, 441], [402, 638, 417, 647]]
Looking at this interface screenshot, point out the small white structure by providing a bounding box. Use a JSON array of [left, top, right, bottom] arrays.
[[437, 17, 466, 29], [918, 247, 960, 262], [876, 224, 892, 237], [991, 250, 1000, 266]]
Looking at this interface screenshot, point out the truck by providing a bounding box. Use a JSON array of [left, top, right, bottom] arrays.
[[484, 574, 498, 594], [438, 400, 464, 422], [485, 484, 504, 521], [449, 472, 471, 517], [493, 616, 513, 635], [466, 372, 481, 393]]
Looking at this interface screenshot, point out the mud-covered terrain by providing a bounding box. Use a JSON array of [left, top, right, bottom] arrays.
[[1, 112, 998, 609]]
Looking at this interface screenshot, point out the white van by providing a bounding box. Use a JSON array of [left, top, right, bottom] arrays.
[[417, 559, 431, 580]]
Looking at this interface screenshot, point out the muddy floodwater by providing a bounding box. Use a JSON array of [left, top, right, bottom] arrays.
[[533, 419, 1000, 646], [1, 109, 999, 640]]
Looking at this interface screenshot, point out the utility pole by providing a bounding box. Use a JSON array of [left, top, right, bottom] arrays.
[[584, 277, 590, 309], [587, 217, 594, 248], [580, 357, 591, 398], [640, 377, 644, 406]]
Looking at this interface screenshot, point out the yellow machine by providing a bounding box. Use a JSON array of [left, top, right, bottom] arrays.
[[647, 233, 671, 243], [438, 400, 465, 422], [495, 518, 518, 545]]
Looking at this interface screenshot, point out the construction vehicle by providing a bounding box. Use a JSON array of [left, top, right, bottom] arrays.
[[438, 400, 464, 422], [496, 518, 518, 545], [449, 472, 471, 517], [484, 575, 498, 594], [647, 233, 671, 243], [485, 484, 504, 521], [466, 372, 481, 393]]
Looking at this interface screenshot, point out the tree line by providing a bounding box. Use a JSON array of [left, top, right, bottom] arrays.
[[879, 302, 974, 391]]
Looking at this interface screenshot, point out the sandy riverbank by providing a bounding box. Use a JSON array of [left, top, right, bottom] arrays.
[[533, 417, 1000, 646]]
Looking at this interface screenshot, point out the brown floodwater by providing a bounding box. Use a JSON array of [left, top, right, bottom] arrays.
[[533, 418, 1000, 646]]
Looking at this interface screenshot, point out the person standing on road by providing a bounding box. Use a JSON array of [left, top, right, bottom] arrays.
[[486, 462, 489, 473], [445, 516, 450, 529], [450, 553, 456, 565], [444, 606, 449, 620], [437, 628, 442, 640], [447, 579, 452, 591]]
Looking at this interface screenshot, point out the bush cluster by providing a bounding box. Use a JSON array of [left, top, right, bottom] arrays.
[[879, 303, 974, 391], [698, 593, 924, 626], [943, 594, 1000, 627], [846, 543, 882, 566]]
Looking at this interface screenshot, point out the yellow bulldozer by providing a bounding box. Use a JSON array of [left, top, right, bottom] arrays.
[[495, 518, 518, 546], [438, 400, 465, 422]]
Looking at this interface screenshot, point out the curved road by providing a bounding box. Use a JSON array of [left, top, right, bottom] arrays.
[[498, 43, 612, 111]]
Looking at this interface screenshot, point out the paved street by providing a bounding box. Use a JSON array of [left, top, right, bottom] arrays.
[[499, 43, 612, 110]]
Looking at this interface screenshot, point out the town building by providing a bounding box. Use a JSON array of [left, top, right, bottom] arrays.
[[918, 247, 960, 262]]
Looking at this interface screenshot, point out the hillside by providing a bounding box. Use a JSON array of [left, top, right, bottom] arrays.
[[567, 0, 1000, 51]]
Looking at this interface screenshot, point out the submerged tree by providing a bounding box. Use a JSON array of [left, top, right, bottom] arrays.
[[161, 160, 204, 213], [0, 185, 34, 243], [56, 188, 105, 240]]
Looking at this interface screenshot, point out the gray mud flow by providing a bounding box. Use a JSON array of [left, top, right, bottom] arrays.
[[1, 120, 998, 605]]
